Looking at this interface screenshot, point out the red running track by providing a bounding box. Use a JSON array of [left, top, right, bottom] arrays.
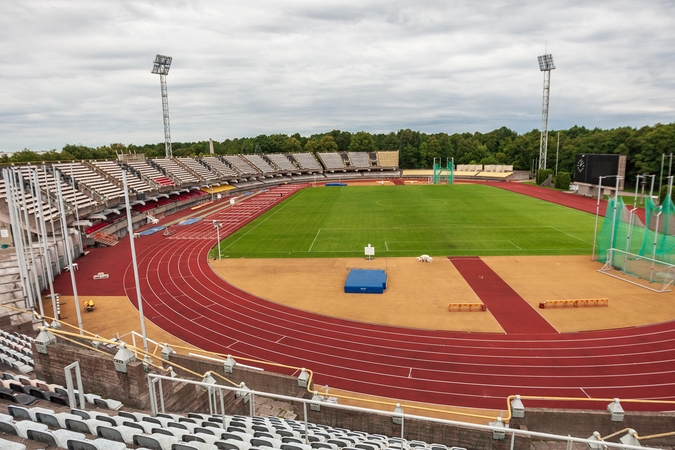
[[55, 184, 675, 411], [449, 257, 557, 334]]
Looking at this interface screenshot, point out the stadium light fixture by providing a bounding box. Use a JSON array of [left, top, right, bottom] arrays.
[[537, 53, 555, 171], [151, 54, 173, 158]]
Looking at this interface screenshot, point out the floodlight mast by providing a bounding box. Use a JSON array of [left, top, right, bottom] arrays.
[[537, 53, 555, 171], [151, 54, 173, 158]]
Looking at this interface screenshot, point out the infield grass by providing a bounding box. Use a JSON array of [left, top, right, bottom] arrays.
[[217, 184, 597, 258]]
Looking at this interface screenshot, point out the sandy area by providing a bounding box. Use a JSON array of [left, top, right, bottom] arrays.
[[211, 255, 675, 333], [212, 257, 503, 332]]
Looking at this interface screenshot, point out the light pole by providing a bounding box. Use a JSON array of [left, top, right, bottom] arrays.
[[151, 54, 173, 158], [537, 53, 555, 171], [213, 220, 222, 260]]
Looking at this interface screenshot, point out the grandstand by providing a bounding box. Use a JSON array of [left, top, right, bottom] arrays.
[[176, 157, 221, 183], [316, 153, 345, 172], [290, 153, 323, 174], [265, 154, 297, 173], [90, 160, 156, 194], [52, 162, 126, 204], [222, 156, 259, 178], [202, 156, 239, 179], [152, 158, 199, 185], [242, 154, 277, 176]]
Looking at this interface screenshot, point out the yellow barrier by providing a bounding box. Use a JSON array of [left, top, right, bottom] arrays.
[[539, 298, 609, 309], [448, 303, 487, 312]]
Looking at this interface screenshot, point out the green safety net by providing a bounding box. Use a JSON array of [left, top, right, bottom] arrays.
[[597, 194, 675, 280]]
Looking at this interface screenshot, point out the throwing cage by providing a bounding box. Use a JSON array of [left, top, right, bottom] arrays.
[[433, 158, 454, 185], [596, 176, 675, 292]]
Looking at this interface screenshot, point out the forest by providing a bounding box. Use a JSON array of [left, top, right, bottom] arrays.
[[3, 123, 675, 188]]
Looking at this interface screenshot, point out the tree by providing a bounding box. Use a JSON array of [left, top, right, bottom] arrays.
[[348, 132, 377, 153], [318, 135, 339, 153], [284, 137, 302, 153]]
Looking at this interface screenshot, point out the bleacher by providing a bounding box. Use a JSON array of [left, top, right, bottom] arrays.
[[0, 173, 60, 222], [317, 153, 345, 171], [348, 152, 370, 169], [152, 158, 198, 185], [376, 151, 399, 168], [177, 158, 221, 183], [90, 160, 156, 194], [265, 154, 296, 173], [241, 155, 276, 176], [0, 331, 33, 374], [202, 157, 239, 179], [222, 156, 260, 178], [290, 154, 322, 172], [125, 159, 177, 188], [52, 162, 125, 204], [17, 165, 98, 211]]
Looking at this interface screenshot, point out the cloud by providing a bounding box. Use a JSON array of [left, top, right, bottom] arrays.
[[0, 0, 674, 151]]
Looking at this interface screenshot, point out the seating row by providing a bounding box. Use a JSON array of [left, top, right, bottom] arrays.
[[0, 372, 121, 410]]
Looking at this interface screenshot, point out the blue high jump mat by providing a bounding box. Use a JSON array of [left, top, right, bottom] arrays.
[[326, 183, 347, 187], [344, 269, 387, 294], [138, 226, 166, 236], [177, 218, 203, 226]]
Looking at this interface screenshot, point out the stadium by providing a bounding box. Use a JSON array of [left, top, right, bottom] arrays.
[[0, 150, 674, 450]]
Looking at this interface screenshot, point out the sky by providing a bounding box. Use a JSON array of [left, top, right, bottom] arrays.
[[1, 0, 674, 152]]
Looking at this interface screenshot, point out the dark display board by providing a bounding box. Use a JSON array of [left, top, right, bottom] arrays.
[[574, 154, 625, 186]]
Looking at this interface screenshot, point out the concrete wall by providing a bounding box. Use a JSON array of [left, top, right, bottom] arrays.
[[510, 408, 675, 447]]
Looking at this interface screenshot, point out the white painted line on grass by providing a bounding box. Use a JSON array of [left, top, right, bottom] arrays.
[[508, 240, 522, 250], [308, 228, 321, 252], [550, 226, 593, 245]]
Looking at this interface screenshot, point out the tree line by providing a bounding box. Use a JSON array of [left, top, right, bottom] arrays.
[[4, 123, 675, 187]]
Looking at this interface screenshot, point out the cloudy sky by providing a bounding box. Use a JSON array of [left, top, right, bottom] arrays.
[[1, 1, 674, 152]]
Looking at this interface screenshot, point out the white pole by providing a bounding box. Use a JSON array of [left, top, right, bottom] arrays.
[[607, 176, 622, 267], [123, 170, 149, 352], [55, 171, 84, 334], [651, 212, 662, 283], [31, 169, 57, 319], [592, 177, 604, 261], [633, 174, 641, 210], [555, 131, 560, 175]]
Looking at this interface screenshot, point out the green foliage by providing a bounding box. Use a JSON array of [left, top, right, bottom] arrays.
[[660, 184, 669, 205], [219, 185, 596, 258], [348, 131, 378, 153], [555, 171, 571, 190], [536, 169, 554, 185], [7, 123, 675, 182]]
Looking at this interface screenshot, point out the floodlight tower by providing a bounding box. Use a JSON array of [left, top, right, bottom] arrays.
[[537, 53, 555, 170], [151, 54, 173, 158]]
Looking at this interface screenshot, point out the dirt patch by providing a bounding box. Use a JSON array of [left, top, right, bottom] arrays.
[[211, 255, 675, 333]]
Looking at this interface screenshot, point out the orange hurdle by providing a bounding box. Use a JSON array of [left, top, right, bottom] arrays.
[[448, 303, 487, 312], [538, 298, 609, 309]]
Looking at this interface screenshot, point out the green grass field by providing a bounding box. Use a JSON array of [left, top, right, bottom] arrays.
[[217, 184, 597, 258]]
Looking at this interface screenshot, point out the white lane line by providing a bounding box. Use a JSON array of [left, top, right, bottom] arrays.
[[508, 240, 522, 250], [277, 336, 285, 344], [408, 368, 413, 378], [385, 242, 389, 251], [308, 228, 321, 252], [580, 387, 591, 398]]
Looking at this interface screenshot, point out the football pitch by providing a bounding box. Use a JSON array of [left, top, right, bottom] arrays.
[[218, 184, 597, 258]]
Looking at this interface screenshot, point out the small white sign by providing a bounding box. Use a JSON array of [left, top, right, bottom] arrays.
[[364, 244, 375, 256], [230, 198, 236, 206], [0, 229, 8, 238]]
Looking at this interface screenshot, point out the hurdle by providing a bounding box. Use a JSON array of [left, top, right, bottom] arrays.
[[538, 299, 609, 309], [448, 303, 487, 312]]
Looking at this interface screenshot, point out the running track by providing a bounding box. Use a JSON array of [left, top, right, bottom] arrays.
[[57, 183, 675, 411]]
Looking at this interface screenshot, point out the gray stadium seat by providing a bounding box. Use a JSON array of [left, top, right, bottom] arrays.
[[0, 436, 26, 450]]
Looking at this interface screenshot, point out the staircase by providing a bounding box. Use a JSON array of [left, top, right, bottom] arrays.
[[94, 232, 118, 247]]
